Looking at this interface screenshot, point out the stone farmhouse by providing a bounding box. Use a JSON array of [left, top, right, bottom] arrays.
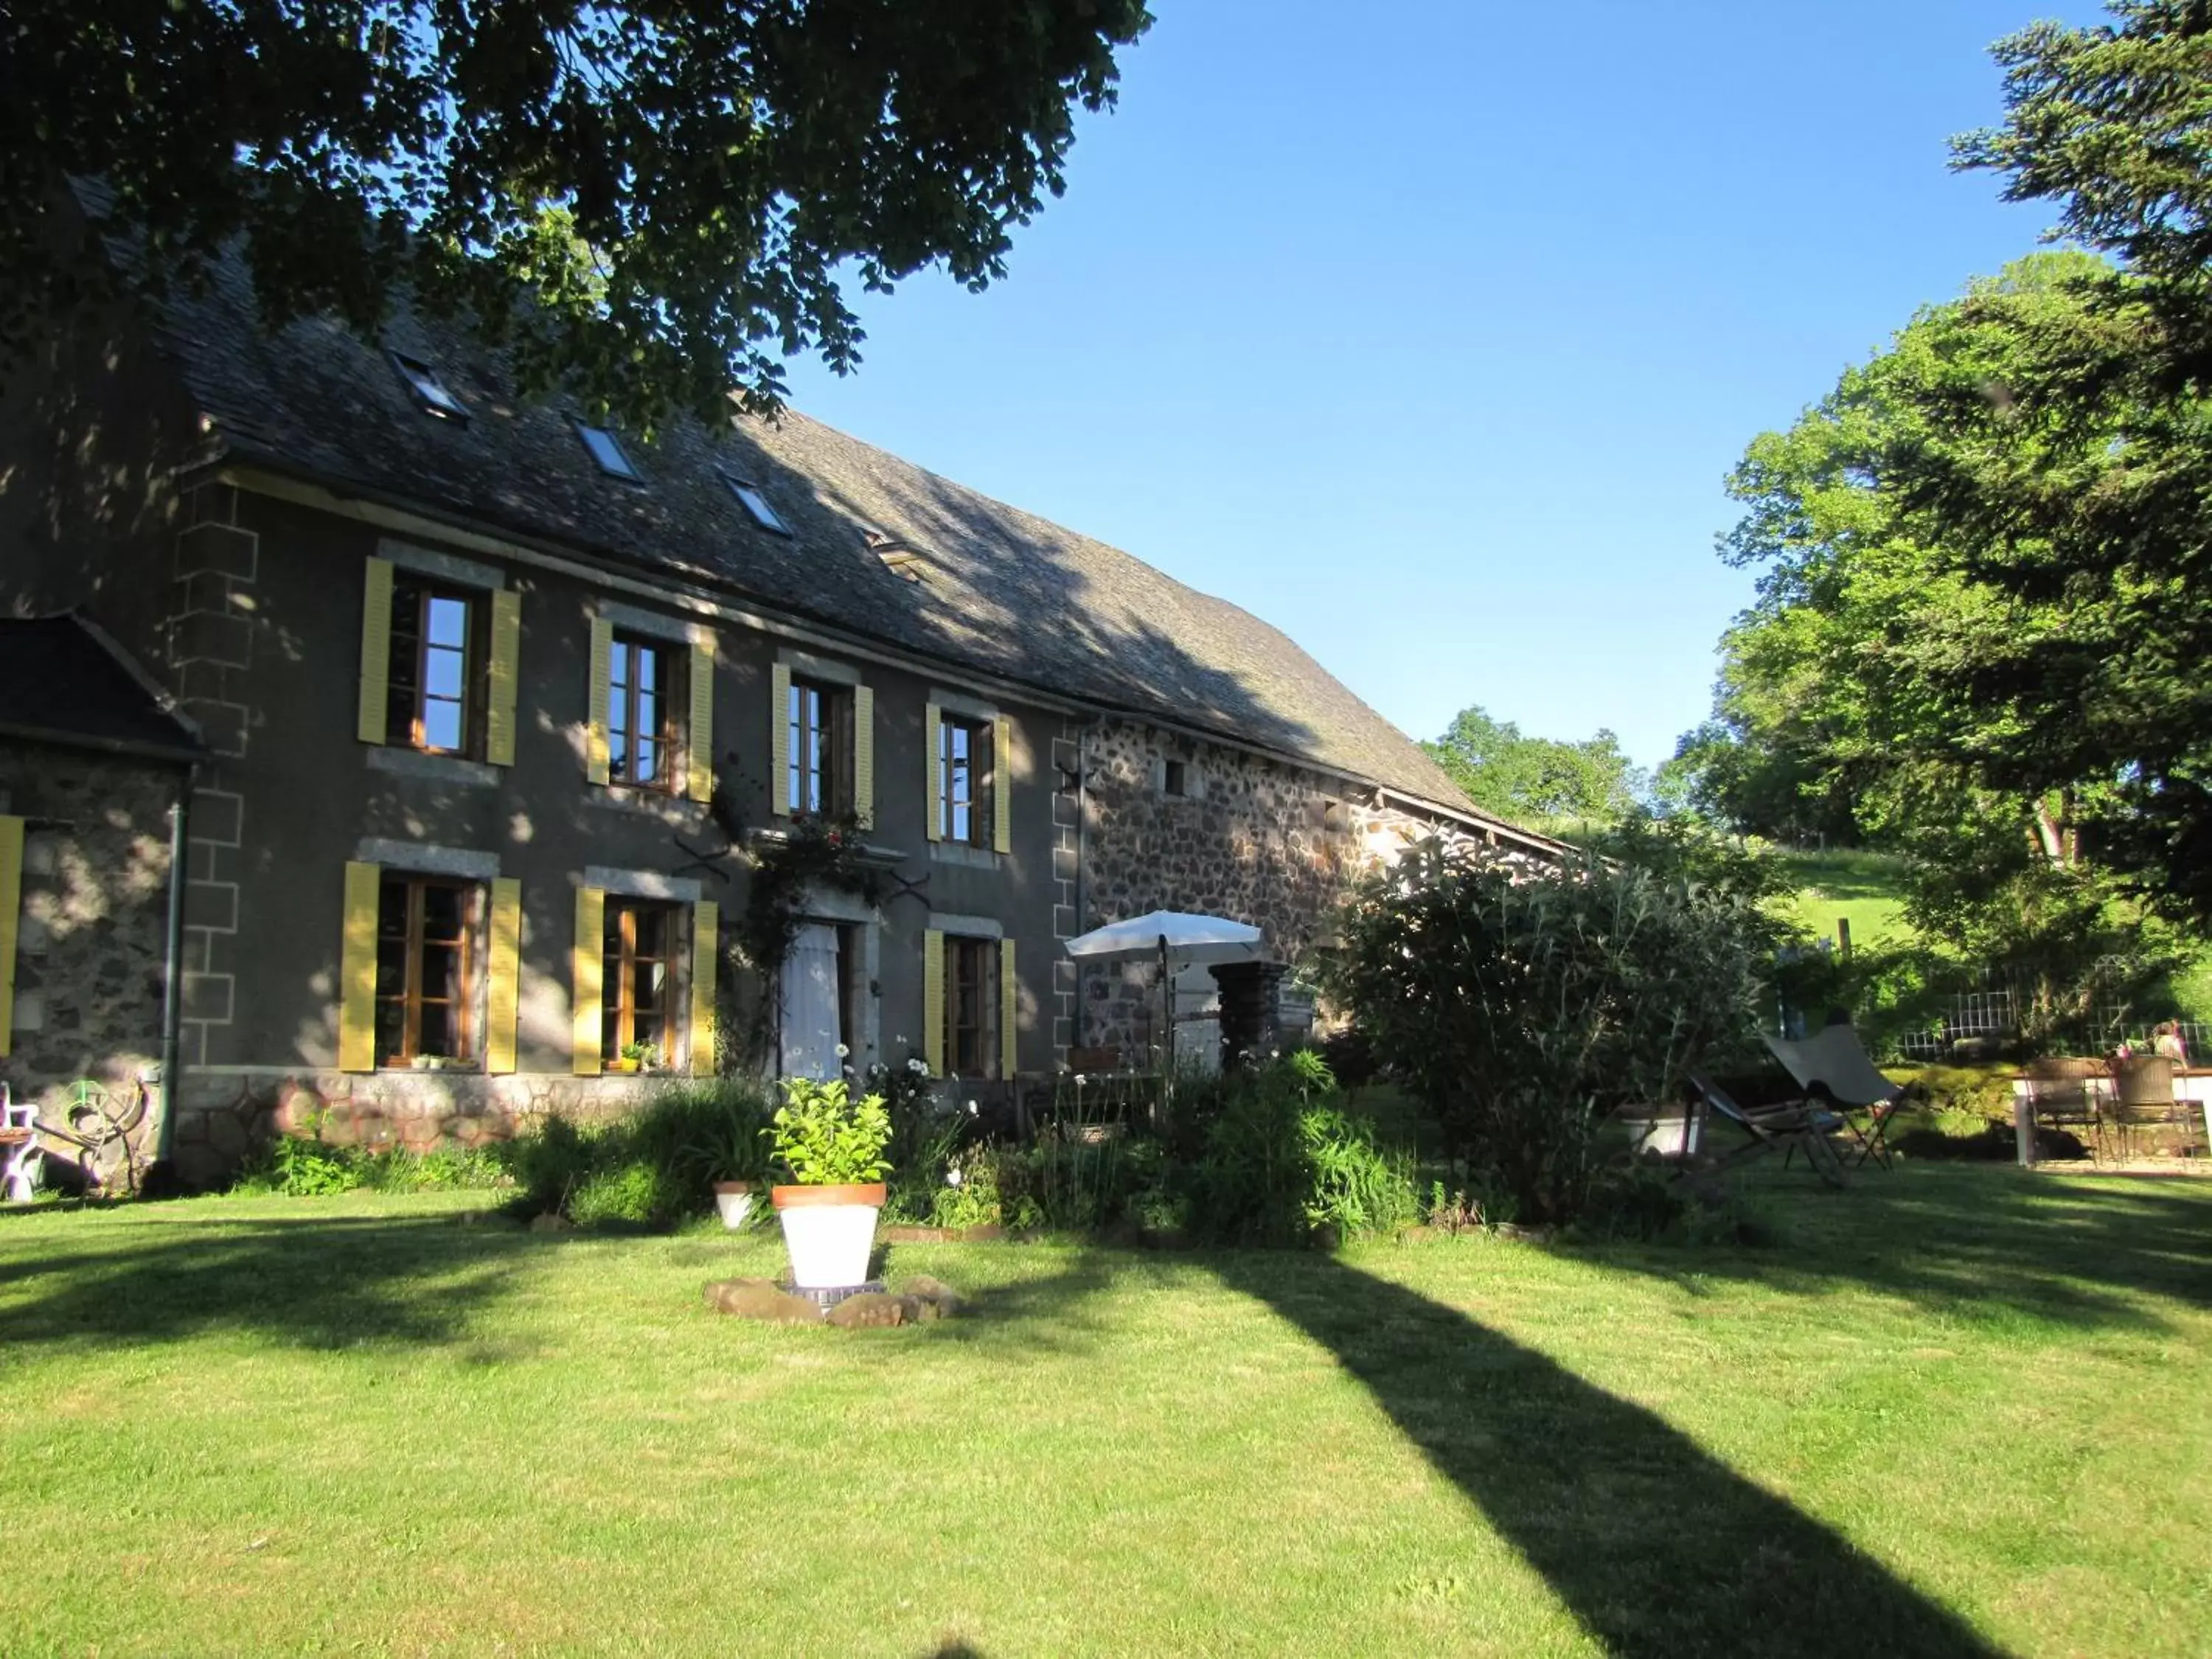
[[0, 220, 1557, 1183]]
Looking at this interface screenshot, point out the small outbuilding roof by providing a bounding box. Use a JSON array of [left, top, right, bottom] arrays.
[[0, 613, 206, 764]]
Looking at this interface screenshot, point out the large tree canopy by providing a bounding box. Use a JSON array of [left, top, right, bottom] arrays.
[[1424, 705, 1644, 825], [1904, 0, 2212, 921], [0, 0, 1152, 426], [1678, 1, 2212, 932], [1682, 255, 2174, 990]]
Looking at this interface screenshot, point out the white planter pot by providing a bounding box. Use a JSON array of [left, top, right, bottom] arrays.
[[712, 1183, 757, 1231], [1621, 1112, 1698, 1158], [771, 1183, 886, 1289]]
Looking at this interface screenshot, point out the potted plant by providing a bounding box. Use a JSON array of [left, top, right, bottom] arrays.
[[765, 1077, 893, 1289], [692, 1091, 773, 1231], [613, 1042, 646, 1075]]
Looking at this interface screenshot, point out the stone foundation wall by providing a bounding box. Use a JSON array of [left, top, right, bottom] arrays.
[[169, 1067, 681, 1186], [1077, 720, 1536, 1057], [0, 740, 183, 1143]]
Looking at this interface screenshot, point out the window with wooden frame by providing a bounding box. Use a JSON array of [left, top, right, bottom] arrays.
[[608, 635, 679, 790], [386, 574, 482, 756], [937, 714, 992, 846], [945, 935, 998, 1079], [373, 874, 481, 1065], [787, 677, 852, 817], [600, 899, 679, 1065]]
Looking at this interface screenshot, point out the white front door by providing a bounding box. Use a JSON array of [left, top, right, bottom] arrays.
[[779, 922, 844, 1080]]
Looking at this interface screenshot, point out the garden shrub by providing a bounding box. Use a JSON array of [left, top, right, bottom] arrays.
[[567, 1158, 684, 1227], [505, 1078, 775, 1225], [1187, 1055, 1416, 1246], [232, 1135, 507, 1197], [505, 1113, 601, 1217], [1905, 1064, 2017, 1124], [1324, 835, 1776, 1225], [232, 1134, 362, 1197]]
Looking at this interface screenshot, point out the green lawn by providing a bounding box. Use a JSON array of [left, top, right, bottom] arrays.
[[2, 1166, 2208, 1657]]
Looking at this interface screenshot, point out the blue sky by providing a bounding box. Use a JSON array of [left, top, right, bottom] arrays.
[[783, 1, 2105, 771]]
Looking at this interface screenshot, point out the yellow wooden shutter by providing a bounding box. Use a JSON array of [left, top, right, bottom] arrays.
[[0, 815, 22, 1059], [585, 617, 613, 785], [993, 714, 1014, 855], [484, 877, 523, 1074], [922, 928, 945, 1076], [852, 682, 875, 829], [769, 661, 791, 815], [686, 641, 716, 802], [689, 900, 719, 1076], [572, 885, 605, 1075], [924, 702, 943, 842], [357, 557, 394, 745], [486, 587, 521, 766], [999, 939, 1018, 1080], [337, 860, 381, 1072]]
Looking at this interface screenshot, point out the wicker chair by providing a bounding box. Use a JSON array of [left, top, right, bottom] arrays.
[[2023, 1057, 2106, 1156], [2106, 1055, 2183, 1163]]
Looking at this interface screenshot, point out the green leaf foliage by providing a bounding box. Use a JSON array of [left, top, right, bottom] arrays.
[[1323, 839, 1774, 1225], [1748, 0, 2212, 925], [764, 1077, 892, 1186], [1423, 705, 1646, 826], [3, 1, 1152, 428]]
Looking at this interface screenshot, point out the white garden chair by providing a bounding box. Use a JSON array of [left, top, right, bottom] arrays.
[[1, 1083, 43, 1202]]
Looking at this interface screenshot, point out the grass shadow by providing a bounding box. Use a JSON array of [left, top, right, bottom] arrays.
[[1213, 1251, 2005, 1659], [0, 1209, 526, 1352], [1586, 1164, 2212, 1330]]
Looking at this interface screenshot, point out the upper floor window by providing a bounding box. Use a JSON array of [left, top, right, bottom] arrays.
[[937, 714, 992, 846], [388, 574, 479, 756], [725, 474, 790, 534], [578, 422, 641, 481], [608, 635, 676, 790], [375, 874, 479, 1065], [788, 678, 852, 815]]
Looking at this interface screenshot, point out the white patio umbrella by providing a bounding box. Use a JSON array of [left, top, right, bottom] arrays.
[[1064, 911, 1264, 1070]]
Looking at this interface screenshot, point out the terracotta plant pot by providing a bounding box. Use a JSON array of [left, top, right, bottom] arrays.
[[712, 1180, 757, 1231], [771, 1182, 887, 1289]]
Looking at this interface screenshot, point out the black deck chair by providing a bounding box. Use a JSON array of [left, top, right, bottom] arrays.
[[1764, 1026, 1910, 1172], [1683, 1073, 1850, 1189]]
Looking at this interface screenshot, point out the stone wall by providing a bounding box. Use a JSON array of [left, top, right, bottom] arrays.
[[0, 740, 184, 1136], [1074, 720, 1534, 1058], [168, 1067, 672, 1186]]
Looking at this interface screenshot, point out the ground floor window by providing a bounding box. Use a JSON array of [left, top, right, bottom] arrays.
[[602, 899, 678, 1065], [375, 874, 480, 1065], [946, 934, 998, 1080]]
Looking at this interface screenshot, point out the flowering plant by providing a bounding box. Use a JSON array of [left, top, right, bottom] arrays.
[[763, 1076, 893, 1186]]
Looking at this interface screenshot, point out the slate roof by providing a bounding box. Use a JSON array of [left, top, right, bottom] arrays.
[[0, 613, 204, 762], [143, 250, 1502, 821]]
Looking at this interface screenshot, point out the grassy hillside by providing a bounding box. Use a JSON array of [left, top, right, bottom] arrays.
[[1775, 847, 1915, 950]]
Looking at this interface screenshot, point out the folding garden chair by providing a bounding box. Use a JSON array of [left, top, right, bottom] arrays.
[[1764, 1025, 1910, 1172], [1683, 1073, 1850, 1189]]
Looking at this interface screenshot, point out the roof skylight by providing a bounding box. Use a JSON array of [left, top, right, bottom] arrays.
[[577, 422, 641, 481], [863, 526, 928, 582], [390, 352, 468, 422], [724, 474, 790, 535]]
